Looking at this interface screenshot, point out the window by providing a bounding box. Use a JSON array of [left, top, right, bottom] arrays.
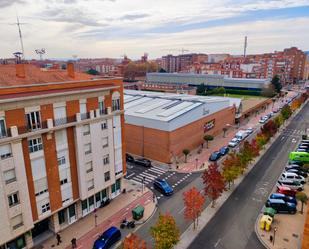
[[80, 102, 87, 120], [84, 143, 91, 155], [42, 203, 50, 214], [59, 169, 70, 185], [54, 106, 67, 126], [3, 169, 16, 184], [103, 155, 109, 165], [86, 161, 93, 173], [102, 137, 108, 148], [0, 144, 12, 160], [0, 118, 7, 138], [112, 99, 120, 111], [104, 171, 110, 182], [8, 192, 19, 207], [11, 214, 23, 230], [87, 179, 94, 190], [101, 120, 108, 130], [99, 101, 105, 115], [34, 178, 48, 196], [58, 209, 66, 225], [26, 111, 41, 130], [83, 124, 90, 136], [28, 137, 43, 153], [57, 156, 66, 166], [60, 178, 68, 185]]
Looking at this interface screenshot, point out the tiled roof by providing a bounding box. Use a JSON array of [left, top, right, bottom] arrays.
[[0, 64, 92, 86]]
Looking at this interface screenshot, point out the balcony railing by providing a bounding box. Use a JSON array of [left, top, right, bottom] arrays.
[[53, 116, 76, 127], [0, 128, 11, 139], [18, 120, 48, 135], [81, 112, 90, 120], [99, 108, 108, 116]]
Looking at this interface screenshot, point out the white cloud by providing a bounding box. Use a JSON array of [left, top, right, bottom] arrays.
[[0, 0, 308, 59]]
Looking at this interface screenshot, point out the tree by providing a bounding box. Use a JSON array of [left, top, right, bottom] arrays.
[[222, 127, 228, 138], [196, 83, 207, 95], [256, 133, 267, 149], [86, 68, 100, 75], [122, 233, 147, 249], [150, 213, 180, 249], [296, 192, 308, 214], [203, 134, 214, 149], [182, 149, 190, 163], [271, 75, 282, 93], [183, 187, 205, 229], [261, 85, 275, 97], [222, 153, 241, 189], [202, 163, 226, 207], [281, 104, 292, 120], [261, 120, 277, 138], [273, 114, 284, 128]]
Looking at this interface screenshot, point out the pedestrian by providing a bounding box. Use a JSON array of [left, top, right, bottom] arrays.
[[71, 238, 77, 248], [56, 233, 62, 245]]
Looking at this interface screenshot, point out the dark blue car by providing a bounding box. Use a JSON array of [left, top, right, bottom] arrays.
[[219, 146, 229, 156], [153, 179, 173, 196], [269, 193, 297, 205], [93, 226, 121, 249], [209, 151, 221, 161]]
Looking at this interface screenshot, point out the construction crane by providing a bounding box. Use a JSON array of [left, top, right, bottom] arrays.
[[13, 15, 26, 60]]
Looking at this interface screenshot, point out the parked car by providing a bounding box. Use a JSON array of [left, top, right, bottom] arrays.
[[259, 117, 267, 124], [126, 153, 134, 163], [209, 151, 222, 161], [153, 179, 173, 196], [245, 127, 254, 134], [276, 186, 296, 197], [273, 108, 279, 113], [286, 168, 308, 178], [281, 172, 306, 184], [219, 146, 229, 156], [285, 164, 306, 172], [269, 193, 297, 205], [93, 226, 121, 249], [235, 130, 248, 140], [134, 158, 151, 167], [228, 138, 239, 147], [277, 179, 304, 191], [265, 199, 297, 214], [288, 160, 304, 166], [298, 146, 309, 152]]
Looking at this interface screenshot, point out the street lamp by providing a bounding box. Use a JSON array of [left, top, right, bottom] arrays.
[[273, 227, 277, 245]]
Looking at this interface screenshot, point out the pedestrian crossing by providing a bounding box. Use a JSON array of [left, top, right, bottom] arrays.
[[282, 128, 305, 136], [128, 166, 170, 185]]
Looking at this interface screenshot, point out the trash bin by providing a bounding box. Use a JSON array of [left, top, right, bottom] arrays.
[[263, 207, 276, 218], [259, 215, 273, 231], [132, 205, 144, 220]]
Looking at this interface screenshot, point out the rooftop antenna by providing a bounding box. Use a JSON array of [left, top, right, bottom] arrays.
[[15, 15, 26, 60], [35, 48, 46, 61], [243, 36, 248, 58]]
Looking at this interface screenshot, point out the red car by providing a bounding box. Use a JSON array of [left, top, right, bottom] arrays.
[[276, 186, 296, 197]]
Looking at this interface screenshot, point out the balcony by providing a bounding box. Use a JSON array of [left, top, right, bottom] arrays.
[[53, 116, 76, 127], [18, 120, 48, 135]]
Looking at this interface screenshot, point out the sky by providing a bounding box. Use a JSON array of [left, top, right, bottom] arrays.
[[0, 0, 308, 59]]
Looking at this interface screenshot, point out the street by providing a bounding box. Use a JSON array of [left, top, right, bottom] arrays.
[[188, 101, 308, 249]]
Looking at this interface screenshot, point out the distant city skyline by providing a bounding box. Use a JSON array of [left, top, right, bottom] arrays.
[[0, 0, 309, 59]]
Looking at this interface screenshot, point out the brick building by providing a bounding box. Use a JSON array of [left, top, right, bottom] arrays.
[[0, 63, 126, 248], [124, 90, 236, 163]]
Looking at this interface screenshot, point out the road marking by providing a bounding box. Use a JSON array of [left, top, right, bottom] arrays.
[[152, 166, 168, 173], [141, 172, 158, 179], [292, 138, 297, 143], [126, 172, 135, 178], [281, 136, 285, 140], [178, 206, 186, 214], [214, 238, 221, 247], [147, 168, 163, 174]]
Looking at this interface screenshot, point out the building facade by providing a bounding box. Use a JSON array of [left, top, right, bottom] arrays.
[[124, 90, 235, 163], [0, 63, 126, 248]]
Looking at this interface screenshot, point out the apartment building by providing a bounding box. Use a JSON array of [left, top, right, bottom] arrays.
[[0, 63, 126, 249]]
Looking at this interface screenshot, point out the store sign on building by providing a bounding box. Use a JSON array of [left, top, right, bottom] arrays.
[[204, 119, 215, 132]]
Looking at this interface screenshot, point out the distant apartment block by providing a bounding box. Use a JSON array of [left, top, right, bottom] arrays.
[[0, 63, 126, 248]]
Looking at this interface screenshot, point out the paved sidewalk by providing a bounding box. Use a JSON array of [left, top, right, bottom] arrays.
[[256, 183, 309, 249], [40, 180, 156, 249]]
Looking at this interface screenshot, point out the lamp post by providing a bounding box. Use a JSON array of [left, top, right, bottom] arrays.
[[273, 227, 277, 245], [195, 158, 198, 170]]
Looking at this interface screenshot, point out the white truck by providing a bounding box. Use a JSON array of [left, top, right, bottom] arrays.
[[235, 130, 248, 141]]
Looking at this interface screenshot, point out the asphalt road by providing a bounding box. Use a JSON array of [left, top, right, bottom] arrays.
[[188, 101, 309, 249]]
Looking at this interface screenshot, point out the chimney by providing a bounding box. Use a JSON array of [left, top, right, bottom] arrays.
[[67, 62, 75, 78], [16, 64, 26, 78]]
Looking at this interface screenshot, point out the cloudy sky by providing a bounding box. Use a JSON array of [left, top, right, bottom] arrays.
[[0, 0, 308, 59]]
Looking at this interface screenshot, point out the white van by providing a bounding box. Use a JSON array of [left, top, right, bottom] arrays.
[[235, 130, 248, 140], [281, 172, 306, 184]]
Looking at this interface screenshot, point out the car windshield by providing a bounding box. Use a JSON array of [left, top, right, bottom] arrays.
[[231, 138, 237, 142], [160, 181, 170, 188]]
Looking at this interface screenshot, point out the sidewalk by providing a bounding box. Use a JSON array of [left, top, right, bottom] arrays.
[[174, 99, 277, 173], [255, 183, 309, 249], [40, 180, 156, 249]]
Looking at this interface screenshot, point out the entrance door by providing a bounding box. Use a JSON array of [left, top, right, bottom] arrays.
[[31, 218, 49, 238], [68, 204, 77, 224]]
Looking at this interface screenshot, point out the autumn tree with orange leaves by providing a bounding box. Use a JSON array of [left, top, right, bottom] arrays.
[[202, 163, 226, 207], [122, 233, 147, 249], [183, 187, 205, 229]]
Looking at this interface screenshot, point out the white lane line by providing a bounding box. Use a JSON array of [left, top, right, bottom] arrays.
[[148, 168, 163, 174], [133, 176, 151, 184], [178, 206, 186, 214], [140, 172, 157, 180], [152, 166, 168, 173], [126, 172, 135, 178], [214, 238, 221, 248]]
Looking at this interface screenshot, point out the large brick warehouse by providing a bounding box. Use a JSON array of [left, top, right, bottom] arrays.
[[124, 90, 238, 163]]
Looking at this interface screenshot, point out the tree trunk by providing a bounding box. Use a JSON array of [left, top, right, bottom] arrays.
[[211, 199, 215, 208], [206, 141, 209, 149], [301, 202, 304, 214], [193, 219, 196, 230], [228, 181, 231, 190]]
